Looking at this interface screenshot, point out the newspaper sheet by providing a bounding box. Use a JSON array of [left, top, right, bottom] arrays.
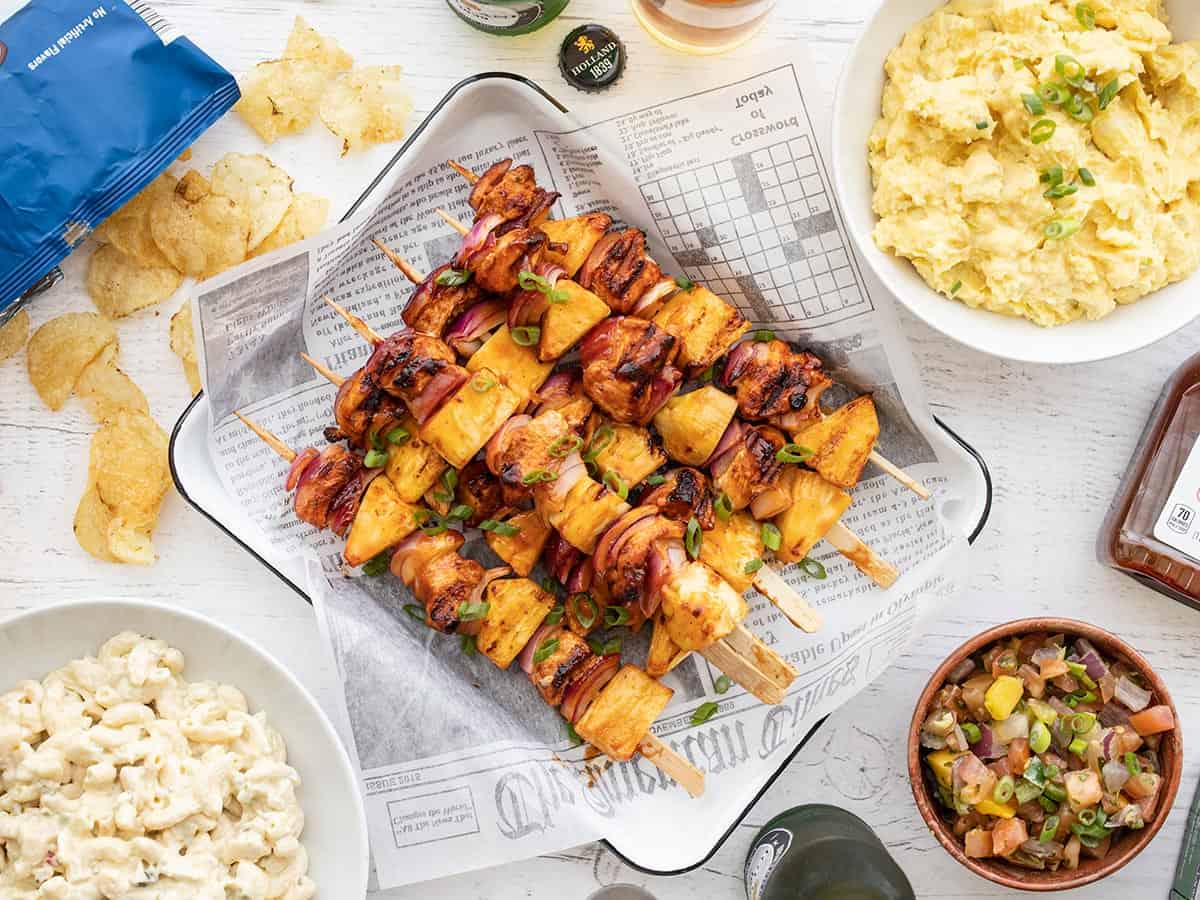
[[194, 46, 970, 889]]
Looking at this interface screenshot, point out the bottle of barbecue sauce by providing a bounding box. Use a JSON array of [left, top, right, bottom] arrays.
[[1100, 352, 1200, 607], [445, 0, 569, 35]]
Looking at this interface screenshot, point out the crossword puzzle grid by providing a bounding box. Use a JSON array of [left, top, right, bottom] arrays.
[[639, 137, 872, 328]]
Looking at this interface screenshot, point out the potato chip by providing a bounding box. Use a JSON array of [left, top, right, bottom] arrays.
[[93, 174, 178, 269], [74, 484, 118, 562], [284, 17, 353, 74], [85, 243, 183, 318], [148, 170, 250, 278], [210, 153, 294, 250], [234, 59, 330, 143], [250, 193, 330, 258], [89, 409, 169, 536], [177, 148, 193, 162], [0, 308, 29, 364], [106, 516, 157, 565], [27, 312, 117, 410], [169, 300, 202, 395], [76, 344, 149, 422], [319, 66, 412, 156]]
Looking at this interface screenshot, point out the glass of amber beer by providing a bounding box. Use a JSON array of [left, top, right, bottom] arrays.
[[630, 0, 778, 55]]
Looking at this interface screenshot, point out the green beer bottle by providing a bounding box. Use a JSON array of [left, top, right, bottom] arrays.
[[745, 805, 915, 900], [445, 0, 569, 35]]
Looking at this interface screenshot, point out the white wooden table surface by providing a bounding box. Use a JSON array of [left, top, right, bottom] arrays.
[[2, 1, 1198, 897]]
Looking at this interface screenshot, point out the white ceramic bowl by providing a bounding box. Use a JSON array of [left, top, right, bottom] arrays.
[[833, 0, 1200, 364], [0, 598, 369, 896]]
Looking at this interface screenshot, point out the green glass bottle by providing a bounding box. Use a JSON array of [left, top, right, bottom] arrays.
[[745, 805, 915, 900], [445, 0, 569, 35]]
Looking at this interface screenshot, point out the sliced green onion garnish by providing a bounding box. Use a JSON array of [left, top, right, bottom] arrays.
[[1030, 118, 1057, 144], [386, 426, 411, 445], [457, 600, 490, 622], [471, 372, 496, 392], [419, 515, 448, 536], [1044, 218, 1080, 240], [369, 428, 387, 451], [743, 558, 764, 575], [510, 325, 541, 347], [1078, 168, 1096, 187], [460, 634, 476, 656], [1043, 782, 1067, 803], [362, 551, 390, 576], [754, 329, 774, 342], [1044, 182, 1079, 200], [517, 269, 550, 292], [546, 604, 564, 625], [691, 701, 719, 725], [1040, 815, 1060, 842], [714, 492, 733, 522], [714, 675, 732, 694], [1077, 807, 1097, 827], [1098, 78, 1121, 110], [1064, 93, 1094, 123], [548, 288, 569, 304], [950, 281, 963, 295], [569, 592, 598, 629], [799, 557, 827, 579], [1068, 737, 1088, 756], [565, 721, 581, 744], [448, 504, 473, 521], [1124, 751, 1141, 776], [603, 469, 628, 501], [548, 435, 583, 458], [436, 268, 472, 287], [761, 522, 781, 551], [441, 469, 458, 492], [961, 722, 981, 743], [674, 275, 695, 291], [644, 473, 668, 485], [1037, 83, 1070, 106], [533, 637, 559, 664], [1022, 93, 1046, 116], [1040, 165, 1065, 186], [1029, 720, 1051, 753], [993, 774, 1015, 804], [685, 516, 702, 559], [604, 606, 630, 627], [585, 424, 615, 461], [1074, 2, 1095, 29], [403, 603, 426, 623], [522, 468, 557, 484], [1055, 55, 1087, 87], [541, 577, 561, 596], [775, 443, 813, 464], [479, 518, 520, 537], [698, 365, 714, 384], [363, 448, 388, 468], [976, 120, 990, 130], [1070, 711, 1096, 734]]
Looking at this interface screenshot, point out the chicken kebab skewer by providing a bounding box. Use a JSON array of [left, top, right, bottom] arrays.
[[232, 410, 705, 797], [427, 207, 898, 590], [445, 157, 930, 501]]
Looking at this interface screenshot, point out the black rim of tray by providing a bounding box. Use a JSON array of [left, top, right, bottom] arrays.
[[168, 70, 995, 880]]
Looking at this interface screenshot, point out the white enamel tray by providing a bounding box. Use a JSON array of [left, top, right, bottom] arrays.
[[170, 73, 993, 878]]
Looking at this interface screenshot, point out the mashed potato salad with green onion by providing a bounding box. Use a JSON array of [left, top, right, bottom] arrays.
[[869, 0, 1200, 327]]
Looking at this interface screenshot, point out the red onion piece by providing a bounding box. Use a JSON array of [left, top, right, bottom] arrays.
[[1031, 646, 1062, 667], [749, 485, 790, 520], [407, 367, 469, 424], [485, 414, 531, 475], [578, 231, 621, 287], [389, 532, 427, 586], [631, 278, 679, 318], [1114, 675, 1152, 712], [520, 621, 557, 675], [535, 371, 578, 410], [969, 723, 1006, 760], [454, 213, 503, 267], [643, 539, 686, 617], [1071, 638, 1109, 680], [704, 420, 744, 469], [1102, 758, 1131, 793], [638, 366, 683, 424], [550, 452, 587, 503], [948, 658, 977, 684], [561, 653, 620, 724], [286, 448, 320, 492], [445, 299, 507, 355], [566, 558, 594, 595], [328, 466, 380, 537], [544, 532, 583, 586], [1105, 804, 1144, 829], [536, 261, 566, 286], [721, 339, 764, 387], [593, 506, 658, 575], [508, 288, 548, 330], [1099, 701, 1132, 729]]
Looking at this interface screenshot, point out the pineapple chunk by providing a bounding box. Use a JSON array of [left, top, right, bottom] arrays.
[[592, 422, 667, 488], [468, 327, 552, 401], [419, 369, 523, 469], [792, 396, 880, 488], [660, 561, 747, 651], [484, 510, 550, 577], [699, 511, 763, 593], [478, 578, 556, 670], [646, 611, 689, 677], [343, 477, 421, 566], [539, 280, 610, 362], [540, 213, 613, 276], [653, 286, 750, 370], [575, 665, 673, 761], [774, 468, 850, 564], [385, 417, 447, 503], [652, 386, 738, 466], [541, 476, 629, 554]]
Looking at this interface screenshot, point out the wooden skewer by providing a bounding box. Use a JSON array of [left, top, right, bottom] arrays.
[[437, 208, 470, 236], [638, 734, 704, 798], [300, 352, 345, 387], [721, 624, 798, 690], [869, 450, 931, 500], [372, 238, 424, 285], [700, 638, 786, 706], [233, 412, 295, 463], [322, 295, 383, 345], [447, 159, 479, 184], [825, 522, 899, 589], [752, 565, 822, 633]]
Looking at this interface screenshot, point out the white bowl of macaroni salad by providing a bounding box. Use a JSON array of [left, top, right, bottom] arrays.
[[0, 599, 368, 898]]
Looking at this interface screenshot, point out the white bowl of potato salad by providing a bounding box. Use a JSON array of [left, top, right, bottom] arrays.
[[0, 599, 368, 898], [834, 0, 1200, 363]]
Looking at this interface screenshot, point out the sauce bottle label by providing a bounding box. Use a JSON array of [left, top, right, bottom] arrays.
[[744, 827, 792, 900], [1154, 436, 1200, 561]]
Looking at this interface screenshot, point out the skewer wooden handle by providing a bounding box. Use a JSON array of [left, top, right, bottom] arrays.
[[372, 238, 425, 285], [700, 625, 796, 706], [322, 295, 383, 345], [300, 352, 345, 387], [233, 412, 295, 463], [637, 734, 704, 798], [752, 565, 823, 633], [436, 208, 469, 236], [869, 450, 931, 500], [447, 159, 479, 184], [825, 521, 899, 589]]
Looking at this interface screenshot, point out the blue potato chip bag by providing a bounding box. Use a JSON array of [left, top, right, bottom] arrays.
[[0, 0, 239, 314]]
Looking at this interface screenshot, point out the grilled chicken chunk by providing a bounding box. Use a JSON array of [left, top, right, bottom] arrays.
[[331, 367, 407, 450], [580, 317, 682, 425], [541, 213, 613, 276], [402, 263, 484, 337], [711, 425, 787, 511], [578, 228, 662, 314], [602, 515, 684, 609], [528, 627, 592, 706], [456, 459, 505, 527], [639, 467, 714, 529], [534, 368, 595, 436], [362, 329, 468, 424], [488, 409, 572, 501], [293, 444, 362, 529], [461, 227, 547, 295], [575, 665, 673, 761], [653, 285, 749, 372], [722, 338, 832, 425], [390, 531, 481, 633], [469, 159, 559, 229]]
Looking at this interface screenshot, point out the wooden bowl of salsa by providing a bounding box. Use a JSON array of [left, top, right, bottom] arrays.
[[907, 618, 1182, 891]]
